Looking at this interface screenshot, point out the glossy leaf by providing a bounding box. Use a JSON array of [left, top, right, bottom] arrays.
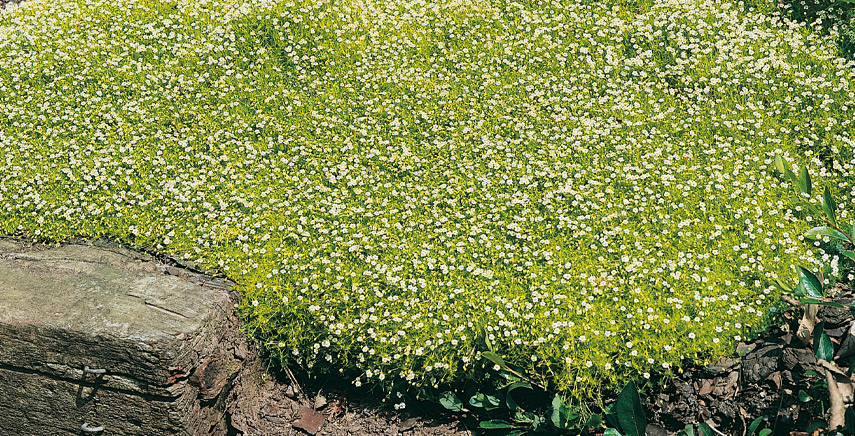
[[824, 186, 838, 227], [603, 429, 623, 436], [615, 382, 646, 436], [759, 430, 772, 436], [797, 266, 823, 298], [813, 321, 834, 362], [798, 390, 812, 402]]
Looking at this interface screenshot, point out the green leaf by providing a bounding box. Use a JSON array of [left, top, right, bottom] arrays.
[[507, 431, 527, 436], [774, 154, 786, 174], [747, 417, 763, 435], [505, 381, 532, 393], [550, 394, 578, 429], [797, 266, 824, 298], [799, 298, 844, 309], [824, 186, 838, 227], [785, 168, 799, 190], [799, 167, 812, 195], [470, 392, 501, 410], [798, 390, 812, 402], [805, 226, 850, 243], [481, 351, 505, 368], [773, 278, 793, 293], [603, 429, 623, 436], [813, 322, 834, 362], [842, 251, 855, 262], [681, 424, 695, 436], [698, 422, 713, 436], [439, 391, 466, 412], [846, 406, 855, 432], [615, 382, 646, 436], [505, 391, 519, 411], [479, 420, 515, 429], [758, 429, 772, 436]]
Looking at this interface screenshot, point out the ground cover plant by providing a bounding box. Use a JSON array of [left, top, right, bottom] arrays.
[[2, 0, 855, 409]]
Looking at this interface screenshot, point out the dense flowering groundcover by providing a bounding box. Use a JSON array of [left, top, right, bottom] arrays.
[[1, 0, 855, 403]]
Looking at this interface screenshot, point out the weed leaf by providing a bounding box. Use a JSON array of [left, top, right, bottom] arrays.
[[805, 226, 850, 243], [747, 417, 763, 435], [823, 186, 838, 227], [479, 420, 515, 429], [774, 154, 786, 174], [615, 382, 646, 436], [470, 392, 501, 410], [438, 391, 466, 412], [799, 167, 811, 195], [481, 351, 505, 368], [798, 298, 844, 308], [550, 394, 578, 429]]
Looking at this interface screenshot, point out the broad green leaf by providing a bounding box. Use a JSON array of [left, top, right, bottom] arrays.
[[615, 382, 646, 436], [681, 424, 695, 436], [439, 391, 466, 412], [824, 186, 838, 227], [774, 154, 786, 174], [698, 422, 713, 436], [470, 392, 501, 410], [747, 417, 763, 435], [481, 351, 506, 368], [505, 381, 532, 393], [842, 251, 855, 262], [785, 168, 799, 190], [479, 420, 515, 429], [550, 394, 578, 429], [845, 406, 855, 432], [798, 390, 812, 402], [797, 266, 823, 298], [799, 167, 811, 195], [805, 226, 850, 243], [585, 414, 603, 428], [505, 391, 519, 411], [603, 429, 623, 436], [798, 298, 844, 309], [759, 430, 772, 436], [813, 321, 834, 362]]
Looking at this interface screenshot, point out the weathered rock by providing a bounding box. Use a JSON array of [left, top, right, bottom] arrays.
[[0, 238, 248, 435]]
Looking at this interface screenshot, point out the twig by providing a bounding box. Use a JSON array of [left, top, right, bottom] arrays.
[[825, 365, 846, 429], [780, 294, 800, 307]]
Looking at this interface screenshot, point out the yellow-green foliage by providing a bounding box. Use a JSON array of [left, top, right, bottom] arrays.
[[1, 0, 855, 403]]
